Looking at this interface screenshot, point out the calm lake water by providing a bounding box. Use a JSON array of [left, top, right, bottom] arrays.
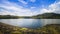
[[0, 19, 60, 28]]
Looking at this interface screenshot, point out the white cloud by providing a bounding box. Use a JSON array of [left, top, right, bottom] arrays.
[[0, 10, 15, 15], [49, 2, 60, 14], [30, 7, 36, 9], [0, 0, 35, 16], [40, 1, 60, 14], [18, 0, 36, 4], [0, 0, 60, 16], [18, 0, 28, 4], [40, 9, 53, 13], [0, 5, 33, 16]]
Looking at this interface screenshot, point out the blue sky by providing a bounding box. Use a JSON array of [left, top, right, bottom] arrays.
[[0, 0, 60, 16]]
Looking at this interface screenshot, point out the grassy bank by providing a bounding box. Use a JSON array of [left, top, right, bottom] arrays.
[[0, 22, 60, 34]]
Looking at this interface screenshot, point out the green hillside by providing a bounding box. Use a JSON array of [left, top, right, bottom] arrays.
[[32, 13, 60, 19], [0, 15, 31, 19], [0, 13, 60, 19], [0, 15, 20, 19]]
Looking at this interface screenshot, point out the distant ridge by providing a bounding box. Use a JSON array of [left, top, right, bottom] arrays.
[[0, 13, 60, 19], [32, 13, 60, 19]]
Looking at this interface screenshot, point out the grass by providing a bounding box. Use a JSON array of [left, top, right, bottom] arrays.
[[0, 22, 60, 34]]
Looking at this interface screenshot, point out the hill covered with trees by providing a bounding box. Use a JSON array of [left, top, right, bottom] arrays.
[[0, 13, 60, 19], [0, 15, 20, 19], [32, 13, 60, 19]]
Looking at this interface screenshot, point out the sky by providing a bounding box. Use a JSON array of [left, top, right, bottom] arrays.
[[0, 0, 60, 16]]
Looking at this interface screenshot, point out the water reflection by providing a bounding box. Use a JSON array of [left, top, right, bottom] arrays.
[[0, 19, 60, 28]]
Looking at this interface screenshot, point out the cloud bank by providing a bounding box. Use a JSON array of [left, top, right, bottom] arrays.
[[0, 0, 60, 16], [40, 1, 60, 14]]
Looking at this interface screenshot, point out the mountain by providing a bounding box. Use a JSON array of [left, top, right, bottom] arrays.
[[0, 15, 20, 19], [0, 15, 31, 19], [32, 13, 60, 19], [0, 22, 60, 34], [0, 13, 60, 19]]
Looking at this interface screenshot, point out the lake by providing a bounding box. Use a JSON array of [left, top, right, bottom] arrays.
[[0, 19, 60, 28]]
